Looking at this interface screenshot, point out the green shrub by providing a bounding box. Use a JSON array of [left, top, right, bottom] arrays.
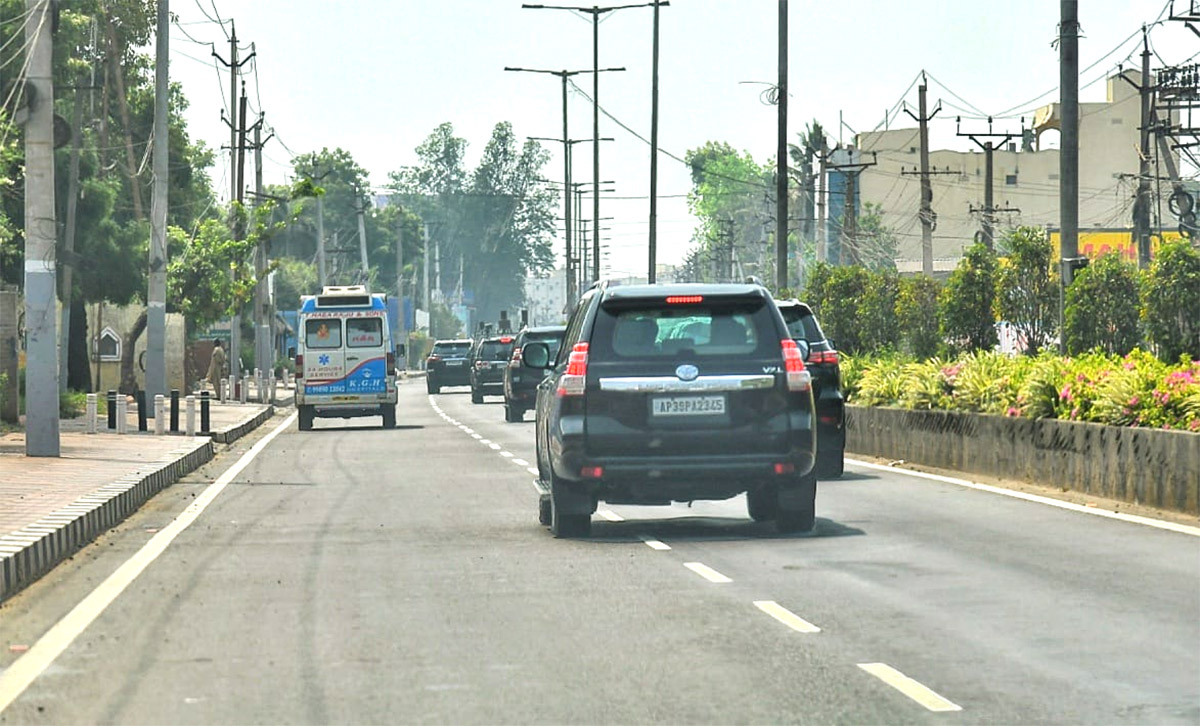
[[896, 275, 941, 359], [1142, 239, 1200, 362], [1065, 253, 1140, 356], [939, 243, 999, 354], [897, 358, 951, 410]]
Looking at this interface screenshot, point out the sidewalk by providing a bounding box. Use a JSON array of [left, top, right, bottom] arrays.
[[0, 389, 291, 604]]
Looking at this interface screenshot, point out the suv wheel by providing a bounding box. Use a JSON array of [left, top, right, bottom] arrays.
[[816, 452, 844, 479], [426, 378, 439, 394], [538, 494, 552, 525], [550, 475, 591, 538], [504, 404, 523, 423], [471, 387, 484, 404], [746, 484, 778, 522], [775, 473, 816, 534]]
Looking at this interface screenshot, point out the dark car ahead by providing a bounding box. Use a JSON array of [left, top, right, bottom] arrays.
[[503, 325, 566, 423], [469, 335, 516, 403], [425, 339, 472, 394], [522, 282, 818, 538], [775, 300, 844, 479]]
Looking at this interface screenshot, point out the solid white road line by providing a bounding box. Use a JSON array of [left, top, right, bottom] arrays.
[[753, 600, 821, 633], [684, 562, 732, 584], [847, 458, 1200, 537], [0, 412, 299, 715], [641, 536, 671, 551], [857, 662, 962, 713]]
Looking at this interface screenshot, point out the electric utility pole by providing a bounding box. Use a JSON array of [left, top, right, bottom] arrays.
[[775, 0, 789, 290], [146, 0, 169, 410], [825, 150, 877, 266], [354, 184, 370, 282], [252, 117, 274, 377], [649, 1, 667, 282], [956, 116, 1024, 250], [1121, 26, 1155, 268], [1059, 0, 1080, 354], [23, 0, 58, 455], [903, 75, 942, 275]]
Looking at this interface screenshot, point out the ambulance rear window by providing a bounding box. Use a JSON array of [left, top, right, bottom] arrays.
[[347, 318, 383, 348], [305, 319, 342, 349]]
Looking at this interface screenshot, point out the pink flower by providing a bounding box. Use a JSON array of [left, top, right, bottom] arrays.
[[1124, 362, 1136, 370], [1129, 396, 1140, 407], [1007, 407, 1020, 417], [1070, 407, 1080, 419], [1060, 385, 1072, 401]]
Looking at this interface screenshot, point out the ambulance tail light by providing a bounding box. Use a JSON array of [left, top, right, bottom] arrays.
[[295, 354, 304, 380]]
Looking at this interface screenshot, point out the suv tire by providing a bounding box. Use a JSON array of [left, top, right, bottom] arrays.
[[504, 404, 523, 423], [550, 475, 591, 538], [298, 405, 314, 431], [538, 494, 552, 525], [816, 453, 844, 479], [775, 473, 817, 534], [427, 378, 439, 395], [746, 484, 778, 522]]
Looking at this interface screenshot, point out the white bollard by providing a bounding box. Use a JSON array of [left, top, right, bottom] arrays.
[[85, 393, 97, 434], [268, 374, 276, 404], [219, 376, 227, 404], [240, 374, 249, 404], [116, 395, 128, 434], [154, 394, 165, 435], [185, 395, 196, 436]]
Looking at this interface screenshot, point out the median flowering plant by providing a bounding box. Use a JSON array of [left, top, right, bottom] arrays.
[[845, 349, 1200, 433]]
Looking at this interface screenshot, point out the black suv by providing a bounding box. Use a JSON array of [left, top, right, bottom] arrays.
[[522, 282, 818, 537], [775, 300, 844, 478], [426, 339, 473, 394], [469, 335, 516, 403], [503, 325, 566, 423]]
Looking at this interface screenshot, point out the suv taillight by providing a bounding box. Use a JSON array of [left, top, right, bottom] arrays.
[[781, 339, 811, 392], [427, 354, 441, 362], [556, 342, 589, 397], [294, 354, 303, 380], [809, 349, 839, 365]]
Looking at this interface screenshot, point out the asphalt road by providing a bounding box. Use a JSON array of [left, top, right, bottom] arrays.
[[0, 377, 1197, 724]]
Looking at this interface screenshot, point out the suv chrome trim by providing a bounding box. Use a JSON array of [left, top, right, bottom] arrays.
[[599, 374, 775, 393]]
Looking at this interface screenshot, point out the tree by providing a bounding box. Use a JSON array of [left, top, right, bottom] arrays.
[[939, 242, 998, 353], [897, 275, 942, 359], [802, 262, 897, 355], [996, 226, 1058, 355], [1141, 239, 1200, 361], [1062, 253, 1140, 356], [684, 141, 772, 283]]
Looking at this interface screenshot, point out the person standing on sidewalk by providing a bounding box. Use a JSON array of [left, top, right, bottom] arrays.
[[207, 339, 226, 394]]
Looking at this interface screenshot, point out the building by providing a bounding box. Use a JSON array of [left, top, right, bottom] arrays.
[[852, 71, 1177, 272], [523, 268, 567, 327]]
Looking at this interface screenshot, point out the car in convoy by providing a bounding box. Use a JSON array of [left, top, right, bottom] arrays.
[[469, 334, 516, 403], [774, 299, 845, 478], [425, 339, 473, 394], [502, 325, 566, 422], [521, 281, 818, 537]]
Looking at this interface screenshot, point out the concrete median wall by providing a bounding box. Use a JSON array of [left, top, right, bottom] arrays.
[[845, 405, 1200, 515]]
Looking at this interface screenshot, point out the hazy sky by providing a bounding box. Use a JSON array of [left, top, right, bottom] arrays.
[[168, 1, 1194, 277]]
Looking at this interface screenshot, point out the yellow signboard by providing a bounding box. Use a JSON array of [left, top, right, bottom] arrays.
[[1047, 229, 1183, 261]]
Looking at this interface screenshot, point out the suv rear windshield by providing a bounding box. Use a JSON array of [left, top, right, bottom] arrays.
[[780, 307, 825, 343], [477, 341, 514, 361], [593, 301, 774, 359], [432, 342, 470, 356]]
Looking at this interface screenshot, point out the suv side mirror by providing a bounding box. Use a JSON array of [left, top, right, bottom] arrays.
[[522, 341, 551, 369]]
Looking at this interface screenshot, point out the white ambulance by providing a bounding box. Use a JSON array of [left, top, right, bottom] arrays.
[[294, 286, 400, 430]]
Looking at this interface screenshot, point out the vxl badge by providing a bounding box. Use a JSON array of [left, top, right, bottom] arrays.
[[675, 364, 699, 381]]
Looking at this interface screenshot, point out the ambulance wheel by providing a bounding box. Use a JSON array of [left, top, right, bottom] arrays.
[[298, 405, 314, 431], [382, 407, 396, 429]]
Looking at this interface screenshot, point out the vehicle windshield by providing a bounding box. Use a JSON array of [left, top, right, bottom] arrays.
[[433, 343, 470, 356], [595, 302, 769, 359], [479, 341, 514, 361], [781, 308, 825, 344]]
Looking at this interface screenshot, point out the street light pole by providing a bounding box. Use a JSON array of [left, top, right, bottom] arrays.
[[506, 66, 621, 304]]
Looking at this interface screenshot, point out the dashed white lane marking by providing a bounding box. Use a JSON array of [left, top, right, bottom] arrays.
[[598, 510, 624, 522], [470, 433, 482, 440], [641, 536, 671, 551], [512, 458, 529, 467], [0, 412, 298, 714], [684, 562, 732, 584], [460, 426, 473, 434], [847, 458, 1200, 537], [526, 467, 539, 476], [500, 451, 514, 458], [753, 601, 821, 633], [857, 663, 962, 713], [489, 443, 502, 451], [479, 439, 491, 445]]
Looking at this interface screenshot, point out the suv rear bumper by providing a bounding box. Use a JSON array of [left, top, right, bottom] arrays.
[[429, 366, 471, 385]]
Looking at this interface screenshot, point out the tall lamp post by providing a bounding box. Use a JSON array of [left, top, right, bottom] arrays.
[[506, 66, 622, 303], [522, 3, 666, 284]]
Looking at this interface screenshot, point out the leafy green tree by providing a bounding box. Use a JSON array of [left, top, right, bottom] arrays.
[[996, 226, 1058, 355], [939, 243, 999, 353], [1141, 239, 1200, 361], [897, 275, 942, 359], [684, 141, 772, 283], [1063, 253, 1140, 355], [802, 263, 897, 355]]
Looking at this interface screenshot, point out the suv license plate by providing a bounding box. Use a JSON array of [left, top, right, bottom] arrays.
[[652, 395, 726, 416], [445, 360, 462, 366]]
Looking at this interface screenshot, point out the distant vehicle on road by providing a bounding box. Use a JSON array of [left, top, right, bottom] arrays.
[[469, 334, 516, 404], [774, 299, 845, 478], [426, 339, 473, 394], [503, 325, 566, 422], [294, 285, 401, 430], [522, 282, 818, 537]]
